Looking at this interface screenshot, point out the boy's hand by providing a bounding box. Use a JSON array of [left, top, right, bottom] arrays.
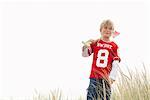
[[82, 39, 95, 47], [108, 78, 115, 85]]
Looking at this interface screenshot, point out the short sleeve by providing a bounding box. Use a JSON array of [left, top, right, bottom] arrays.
[[113, 45, 121, 62], [90, 39, 98, 53]]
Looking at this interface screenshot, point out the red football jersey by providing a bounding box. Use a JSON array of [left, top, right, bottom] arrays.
[[89, 39, 120, 79]]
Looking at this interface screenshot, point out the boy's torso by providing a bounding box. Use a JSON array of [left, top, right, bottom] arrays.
[[90, 39, 118, 79]]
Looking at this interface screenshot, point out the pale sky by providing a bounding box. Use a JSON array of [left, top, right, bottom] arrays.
[[0, 0, 150, 99]]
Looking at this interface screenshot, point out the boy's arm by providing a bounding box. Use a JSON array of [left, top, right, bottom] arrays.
[[82, 46, 92, 57], [82, 39, 94, 57], [109, 44, 121, 82], [109, 60, 120, 81]]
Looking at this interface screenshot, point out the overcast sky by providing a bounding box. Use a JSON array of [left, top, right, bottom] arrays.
[[0, 0, 150, 99]]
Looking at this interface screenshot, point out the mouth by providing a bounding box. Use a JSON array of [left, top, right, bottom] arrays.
[[105, 32, 110, 34]]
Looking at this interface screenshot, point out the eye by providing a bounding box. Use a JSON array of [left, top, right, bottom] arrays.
[[109, 27, 112, 30], [104, 26, 107, 29]]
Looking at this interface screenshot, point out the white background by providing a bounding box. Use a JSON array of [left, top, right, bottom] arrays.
[[0, 0, 150, 99]]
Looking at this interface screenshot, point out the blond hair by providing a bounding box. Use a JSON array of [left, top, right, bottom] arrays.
[[100, 19, 114, 32]]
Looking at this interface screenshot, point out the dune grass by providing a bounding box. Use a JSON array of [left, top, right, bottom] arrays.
[[111, 64, 150, 100], [1, 64, 150, 100], [33, 64, 150, 100]]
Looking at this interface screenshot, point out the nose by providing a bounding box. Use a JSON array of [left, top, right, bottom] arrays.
[[106, 28, 111, 31], [106, 29, 111, 33]]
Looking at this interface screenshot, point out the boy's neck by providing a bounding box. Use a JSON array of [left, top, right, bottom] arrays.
[[100, 37, 110, 42]]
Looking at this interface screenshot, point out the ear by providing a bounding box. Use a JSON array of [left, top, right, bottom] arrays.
[[100, 28, 102, 32]]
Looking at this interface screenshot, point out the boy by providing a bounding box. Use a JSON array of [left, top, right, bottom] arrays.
[[82, 20, 121, 100]]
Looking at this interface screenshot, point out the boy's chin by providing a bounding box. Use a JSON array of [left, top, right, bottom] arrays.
[[104, 35, 111, 38]]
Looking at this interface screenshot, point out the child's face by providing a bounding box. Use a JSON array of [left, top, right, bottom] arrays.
[[100, 25, 113, 38]]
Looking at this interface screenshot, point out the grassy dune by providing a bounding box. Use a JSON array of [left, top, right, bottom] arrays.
[[1, 65, 150, 100], [111, 65, 150, 100], [33, 65, 150, 100]]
